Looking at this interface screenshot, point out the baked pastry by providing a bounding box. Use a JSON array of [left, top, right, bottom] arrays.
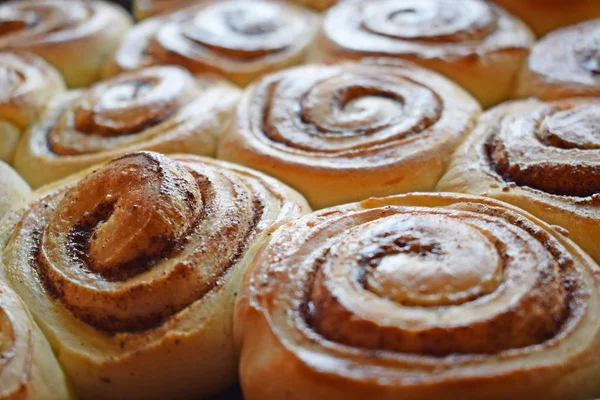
[[0, 51, 65, 163], [0, 279, 72, 400], [105, 0, 318, 86], [14, 65, 240, 188], [0, 0, 132, 88], [318, 0, 534, 108], [235, 192, 600, 400], [134, 0, 195, 20], [437, 98, 600, 263], [491, 0, 600, 37], [218, 60, 481, 209], [516, 20, 600, 100], [0, 151, 309, 399], [290, 0, 337, 11], [134, 0, 337, 18], [0, 161, 30, 219]]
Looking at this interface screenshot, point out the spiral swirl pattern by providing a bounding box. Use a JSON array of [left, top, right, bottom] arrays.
[[0, 0, 131, 87], [319, 0, 533, 107], [437, 98, 600, 263], [5, 151, 306, 332], [14, 65, 240, 188], [0, 51, 65, 162], [218, 61, 480, 208], [235, 193, 600, 400], [0, 151, 308, 398], [134, 0, 338, 19], [108, 0, 317, 86], [517, 20, 600, 100], [0, 280, 70, 400]]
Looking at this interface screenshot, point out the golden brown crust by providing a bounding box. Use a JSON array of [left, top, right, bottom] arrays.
[[289, 0, 338, 11], [0, 51, 65, 163], [0, 0, 131, 88], [218, 60, 481, 209], [107, 0, 318, 86], [235, 193, 600, 400], [0, 151, 309, 399], [13, 65, 240, 188], [0, 279, 71, 400], [516, 20, 600, 100], [437, 98, 600, 264], [491, 0, 600, 37], [318, 0, 534, 108]]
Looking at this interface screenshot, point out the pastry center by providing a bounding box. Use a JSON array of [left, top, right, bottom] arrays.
[[224, 4, 280, 35], [73, 69, 186, 137], [0, 66, 24, 99], [182, 1, 300, 58], [361, 0, 495, 42], [364, 216, 503, 306], [538, 106, 600, 150], [54, 153, 202, 279]]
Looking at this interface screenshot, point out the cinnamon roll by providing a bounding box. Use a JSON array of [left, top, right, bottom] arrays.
[[134, 0, 337, 19], [516, 20, 600, 100], [218, 61, 481, 209], [437, 98, 600, 263], [0, 0, 131, 88], [0, 51, 65, 163], [0, 279, 72, 400], [491, 0, 600, 37], [0, 161, 29, 219], [318, 0, 534, 108], [13, 65, 240, 189], [235, 192, 600, 400], [0, 151, 309, 399], [106, 0, 318, 86]]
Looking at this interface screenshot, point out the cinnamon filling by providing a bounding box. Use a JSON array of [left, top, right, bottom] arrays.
[[360, 0, 497, 43], [25, 152, 266, 333], [486, 103, 600, 197], [45, 66, 201, 156], [304, 207, 575, 356], [151, 0, 309, 62], [257, 65, 443, 153], [73, 80, 175, 137]]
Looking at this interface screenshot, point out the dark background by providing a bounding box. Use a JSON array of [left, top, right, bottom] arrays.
[[110, 0, 133, 12]]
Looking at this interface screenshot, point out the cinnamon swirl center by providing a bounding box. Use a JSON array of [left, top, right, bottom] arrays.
[[360, 215, 503, 306], [5, 152, 276, 333], [487, 101, 600, 197], [156, 0, 309, 61], [73, 68, 187, 136], [305, 206, 572, 356], [361, 0, 497, 43], [253, 65, 443, 153]]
